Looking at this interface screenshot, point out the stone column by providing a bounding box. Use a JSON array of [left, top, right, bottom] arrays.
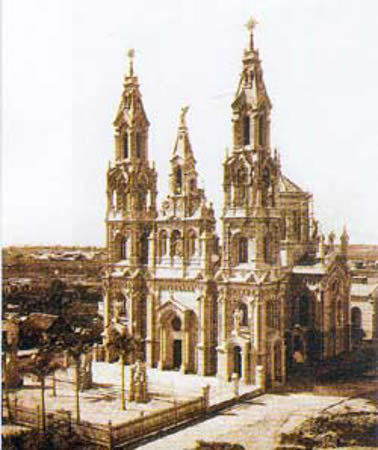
[[222, 296, 228, 342], [104, 287, 111, 329], [216, 347, 228, 381], [181, 329, 190, 374], [256, 365, 266, 391], [146, 294, 155, 367], [231, 373, 239, 397], [148, 234, 155, 269], [281, 342, 286, 384], [242, 343, 250, 384], [158, 327, 165, 370], [201, 385, 210, 410]]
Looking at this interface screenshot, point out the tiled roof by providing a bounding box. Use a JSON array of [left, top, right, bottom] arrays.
[[292, 263, 326, 275]]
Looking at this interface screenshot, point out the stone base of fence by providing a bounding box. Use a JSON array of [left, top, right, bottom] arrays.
[[4, 394, 207, 449]]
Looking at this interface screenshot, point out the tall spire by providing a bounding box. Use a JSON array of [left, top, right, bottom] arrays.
[[113, 48, 150, 164]]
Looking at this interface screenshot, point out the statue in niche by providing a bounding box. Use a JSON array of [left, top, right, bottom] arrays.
[[311, 218, 319, 241], [233, 308, 242, 336]]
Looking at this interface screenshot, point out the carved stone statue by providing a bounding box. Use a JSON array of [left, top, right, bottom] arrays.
[[179, 105, 190, 127], [233, 308, 242, 336], [128, 360, 148, 403]]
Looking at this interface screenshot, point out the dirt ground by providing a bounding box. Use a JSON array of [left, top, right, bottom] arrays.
[[137, 375, 378, 450], [10, 361, 257, 425]]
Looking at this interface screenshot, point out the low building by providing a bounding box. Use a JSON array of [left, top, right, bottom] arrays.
[[350, 283, 378, 344]]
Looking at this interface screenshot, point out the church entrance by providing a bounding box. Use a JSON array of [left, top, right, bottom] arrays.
[[173, 339, 182, 370], [233, 346, 242, 377]]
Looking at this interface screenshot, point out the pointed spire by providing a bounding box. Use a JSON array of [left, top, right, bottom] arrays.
[[340, 225, 349, 258], [172, 106, 195, 162]]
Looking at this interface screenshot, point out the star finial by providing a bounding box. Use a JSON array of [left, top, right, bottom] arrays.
[[127, 48, 135, 76]]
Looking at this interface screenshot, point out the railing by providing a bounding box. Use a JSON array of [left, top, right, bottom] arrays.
[[4, 397, 71, 431], [111, 396, 206, 445], [4, 394, 207, 449]]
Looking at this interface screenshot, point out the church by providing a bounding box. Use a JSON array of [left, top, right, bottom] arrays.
[[102, 20, 351, 389]]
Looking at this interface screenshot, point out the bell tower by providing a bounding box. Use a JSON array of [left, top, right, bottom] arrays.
[[221, 19, 281, 273], [106, 49, 158, 268]]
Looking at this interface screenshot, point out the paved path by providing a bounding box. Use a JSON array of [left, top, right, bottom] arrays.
[[138, 386, 373, 450]]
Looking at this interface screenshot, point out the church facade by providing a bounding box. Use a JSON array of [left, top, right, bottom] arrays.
[[102, 22, 351, 389]]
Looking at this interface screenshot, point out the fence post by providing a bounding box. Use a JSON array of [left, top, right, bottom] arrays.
[[37, 405, 41, 431], [201, 384, 210, 412], [67, 410, 72, 434], [107, 420, 113, 450]]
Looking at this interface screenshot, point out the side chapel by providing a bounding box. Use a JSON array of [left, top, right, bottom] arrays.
[[102, 20, 351, 389]]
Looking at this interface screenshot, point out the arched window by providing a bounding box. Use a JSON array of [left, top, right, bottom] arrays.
[[175, 168, 182, 193], [188, 230, 196, 257], [159, 231, 168, 258], [293, 211, 301, 241], [258, 115, 265, 146], [351, 307, 362, 329], [171, 316, 182, 331], [171, 230, 181, 257], [141, 232, 149, 265], [243, 116, 250, 145], [123, 133, 129, 158], [299, 295, 310, 326], [120, 237, 127, 260], [239, 236, 248, 263], [239, 302, 248, 326], [281, 215, 287, 240], [136, 132, 142, 158], [351, 306, 363, 344]]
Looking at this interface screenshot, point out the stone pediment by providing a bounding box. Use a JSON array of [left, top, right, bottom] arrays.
[[157, 297, 188, 314]]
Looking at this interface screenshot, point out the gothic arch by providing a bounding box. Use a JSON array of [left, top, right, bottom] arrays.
[[140, 231, 149, 265], [187, 229, 197, 258], [170, 230, 182, 257], [238, 302, 248, 326], [158, 230, 168, 258]]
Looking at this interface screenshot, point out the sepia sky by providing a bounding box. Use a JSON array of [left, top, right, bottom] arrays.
[[2, 0, 378, 246]]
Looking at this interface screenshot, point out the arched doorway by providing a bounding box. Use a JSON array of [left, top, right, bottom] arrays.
[[351, 307, 363, 345], [274, 341, 282, 382], [171, 315, 182, 370], [233, 346, 242, 377]]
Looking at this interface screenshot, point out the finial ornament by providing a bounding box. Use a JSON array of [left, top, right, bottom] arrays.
[[127, 48, 135, 76], [246, 17, 258, 31], [179, 105, 190, 127], [245, 17, 258, 50]]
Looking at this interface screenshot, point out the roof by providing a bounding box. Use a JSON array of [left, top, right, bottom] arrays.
[[351, 284, 378, 297], [23, 313, 59, 331], [292, 263, 326, 275], [279, 174, 306, 194], [159, 290, 197, 312]]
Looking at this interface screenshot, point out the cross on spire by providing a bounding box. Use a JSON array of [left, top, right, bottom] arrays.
[[127, 48, 135, 76], [245, 16, 258, 50]]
